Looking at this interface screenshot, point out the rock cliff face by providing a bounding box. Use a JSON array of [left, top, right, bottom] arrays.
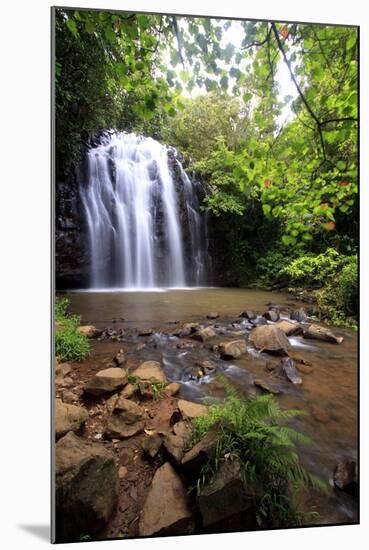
[[55, 132, 211, 289], [55, 167, 90, 289]]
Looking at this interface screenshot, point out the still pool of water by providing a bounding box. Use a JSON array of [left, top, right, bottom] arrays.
[[63, 287, 358, 526], [64, 287, 298, 327]]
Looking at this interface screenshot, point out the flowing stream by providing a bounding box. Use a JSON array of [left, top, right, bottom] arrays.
[[65, 287, 357, 526], [79, 133, 209, 289]]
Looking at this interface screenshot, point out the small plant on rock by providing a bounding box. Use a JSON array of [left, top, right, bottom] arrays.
[[149, 381, 168, 400]]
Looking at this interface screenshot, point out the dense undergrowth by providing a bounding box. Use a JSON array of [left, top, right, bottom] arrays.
[[55, 298, 90, 361], [191, 381, 326, 528], [254, 248, 357, 327]]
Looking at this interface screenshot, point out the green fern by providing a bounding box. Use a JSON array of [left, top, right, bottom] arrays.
[[191, 377, 327, 528]]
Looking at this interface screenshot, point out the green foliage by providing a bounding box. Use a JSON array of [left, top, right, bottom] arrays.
[[149, 381, 168, 400], [317, 257, 358, 326], [161, 93, 243, 161], [255, 249, 292, 286], [280, 248, 344, 287], [280, 249, 357, 326], [55, 297, 90, 362], [191, 380, 326, 527]]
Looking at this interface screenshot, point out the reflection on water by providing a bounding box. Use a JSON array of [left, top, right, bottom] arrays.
[[64, 288, 358, 526]]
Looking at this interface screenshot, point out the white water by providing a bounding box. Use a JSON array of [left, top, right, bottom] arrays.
[[79, 133, 208, 289]]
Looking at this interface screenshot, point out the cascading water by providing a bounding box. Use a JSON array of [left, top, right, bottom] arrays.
[[79, 132, 210, 289]]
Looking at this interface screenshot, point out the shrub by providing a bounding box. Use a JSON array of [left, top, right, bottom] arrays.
[[265, 248, 358, 326], [255, 249, 291, 286], [56, 328, 90, 362], [317, 257, 358, 326], [55, 297, 90, 361], [190, 381, 326, 528]]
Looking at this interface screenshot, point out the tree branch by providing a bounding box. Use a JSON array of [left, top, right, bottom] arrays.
[[320, 117, 357, 126], [271, 22, 326, 161]]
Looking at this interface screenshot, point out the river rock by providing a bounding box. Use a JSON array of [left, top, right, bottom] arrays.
[[249, 325, 290, 356], [55, 431, 118, 541], [253, 316, 268, 325], [239, 310, 256, 320], [62, 390, 79, 404], [104, 397, 145, 439], [197, 360, 217, 373], [132, 361, 166, 382], [114, 349, 126, 366], [118, 466, 128, 479], [303, 324, 343, 344], [197, 460, 254, 527], [182, 421, 226, 474], [207, 312, 220, 319], [177, 322, 199, 337], [333, 459, 358, 494], [291, 308, 308, 322], [163, 421, 192, 464], [139, 462, 192, 536], [138, 328, 154, 336], [55, 399, 88, 439], [280, 358, 302, 384], [77, 325, 101, 338], [120, 383, 136, 399], [218, 340, 247, 359], [142, 433, 163, 458], [191, 327, 217, 342], [85, 367, 128, 396], [275, 320, 303, 336], [55, 362, 71, 380], [263, 310, 280, 322], [178, 399, 208, 419], [253, 378, 281, 395], [164, 382, 181, 396]]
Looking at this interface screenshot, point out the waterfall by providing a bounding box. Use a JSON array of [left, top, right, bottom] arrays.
[[79, 132, 209, 289]]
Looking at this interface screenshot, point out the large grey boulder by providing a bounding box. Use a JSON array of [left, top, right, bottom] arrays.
[[84, 367, 127, 396], [55, 432, 118, 541], [139, 462, 192, 536], [55, 399, 88, 439], [197, 460, 255, 527], [303, 324, 343, 344], [249, 325, 290, 356], [104, 397, 145, 439], [275, 320, 303, 336]]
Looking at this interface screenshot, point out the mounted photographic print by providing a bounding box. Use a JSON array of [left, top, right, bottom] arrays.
[[52, 5, 359, 544]]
